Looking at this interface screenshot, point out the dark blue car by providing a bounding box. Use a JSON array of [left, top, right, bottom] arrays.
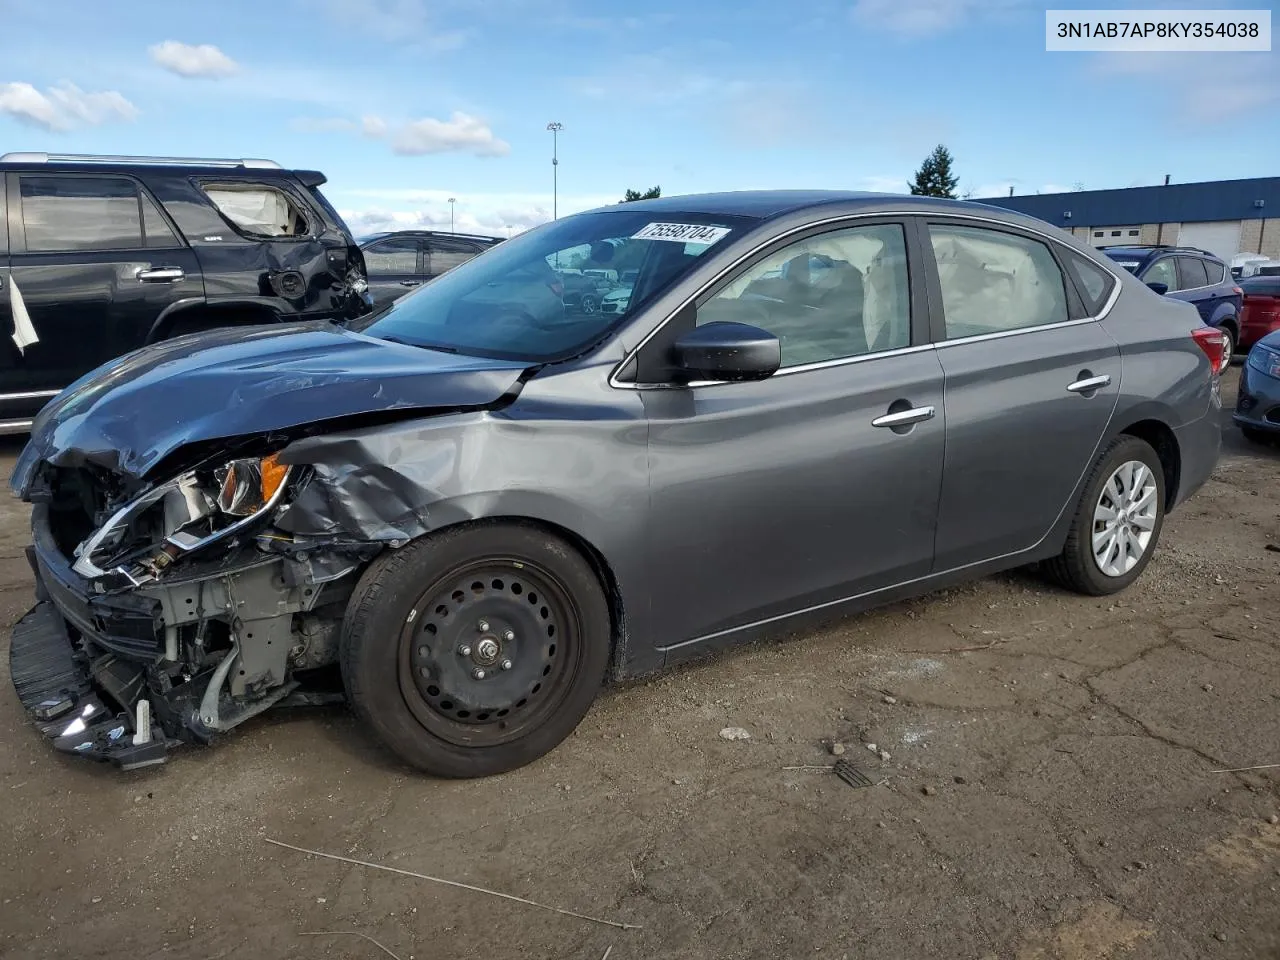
[[1102, 245, 1244, 363], [1234, 330, 1280, 444]]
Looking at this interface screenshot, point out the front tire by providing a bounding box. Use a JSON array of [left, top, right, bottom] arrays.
[[1044, 435, 1166, 596], [341, 523, 611, 778]]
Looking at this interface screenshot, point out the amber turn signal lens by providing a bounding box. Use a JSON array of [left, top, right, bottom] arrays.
[[261, 453, 288, 504]]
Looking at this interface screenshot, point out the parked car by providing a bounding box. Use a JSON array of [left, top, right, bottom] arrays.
[[1231, 254, 1280, 279], [0, 151, 371, 433], [1234, 331, 1280, 444], [1238, 276, 1280, 353], [9, 191, 1224, 777], [599, 283, 633, 315], [1100, 244, 1243, 362], [359, 230, 503, 307]]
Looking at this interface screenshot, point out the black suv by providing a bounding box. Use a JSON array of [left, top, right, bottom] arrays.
[[0, 152, 371, 432], [359, 230, 502, 307]]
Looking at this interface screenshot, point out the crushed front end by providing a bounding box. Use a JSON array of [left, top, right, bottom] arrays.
[[11, 454, 374, 769]]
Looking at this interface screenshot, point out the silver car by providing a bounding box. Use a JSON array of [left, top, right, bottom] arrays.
[[9, 191, 1225, 777]]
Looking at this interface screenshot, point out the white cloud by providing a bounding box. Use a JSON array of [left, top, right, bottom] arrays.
[[851, 0, 1025, 35], [320, 0, 467, 49], [148, 40, 240, 79], [1091, 51, 1278, 121], [0, 81, 138, 131], [572, 55, 746, 106], [392, 112, 509, 156], [337, 188, 618, 238], [858, 175, 910, 194], [294, 110, 509, 157]]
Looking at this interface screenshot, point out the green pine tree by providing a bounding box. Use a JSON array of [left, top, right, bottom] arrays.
[[908, 145, 959, 199], [622, 186, 661, 202]]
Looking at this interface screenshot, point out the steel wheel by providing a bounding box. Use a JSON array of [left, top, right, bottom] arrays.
[[398, 559, 580, 747], [1091, 460, 1158, 578]]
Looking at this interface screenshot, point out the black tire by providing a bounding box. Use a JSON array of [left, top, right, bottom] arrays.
[[340, 523, 611, 778], [1044, 435, 1167, 596], [579, 293, 599, 315]]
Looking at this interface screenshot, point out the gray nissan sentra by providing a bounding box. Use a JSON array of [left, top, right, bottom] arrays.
[[8, 191, 1226, 777]]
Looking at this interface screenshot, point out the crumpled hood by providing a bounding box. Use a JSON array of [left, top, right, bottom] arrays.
[[10, 321, 531, 492]]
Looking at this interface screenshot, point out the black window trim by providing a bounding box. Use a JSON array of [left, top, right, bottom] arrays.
[[194, 177, 318, 243], [609, 209, 1125, 391], [363, 236, 425, 275], [7, 170, 188, 255]]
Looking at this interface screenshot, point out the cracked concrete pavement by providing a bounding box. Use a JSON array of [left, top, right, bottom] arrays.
[[0, 370, 1276, 959]]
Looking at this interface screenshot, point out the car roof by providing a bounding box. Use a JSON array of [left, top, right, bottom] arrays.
[[579, 190, 1036, 222], [358, 229, 503, 244], [0, 157, 310, 180]]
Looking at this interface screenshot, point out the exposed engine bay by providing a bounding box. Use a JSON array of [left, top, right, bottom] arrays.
[[13, 451, 382, 769]]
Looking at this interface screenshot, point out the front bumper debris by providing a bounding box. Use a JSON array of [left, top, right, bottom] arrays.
[[10, 601, 170, 769]]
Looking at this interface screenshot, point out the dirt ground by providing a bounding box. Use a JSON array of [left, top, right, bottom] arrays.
[[0, 370, 1276, 960]]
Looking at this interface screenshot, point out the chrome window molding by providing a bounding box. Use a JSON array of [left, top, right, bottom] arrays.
[[0, 389, 60, 401], [607, 209, 1126, 392]]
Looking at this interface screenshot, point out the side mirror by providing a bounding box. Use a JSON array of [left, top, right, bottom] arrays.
[[672, 320, 780, 382], [1146, 281, 1169, 296]]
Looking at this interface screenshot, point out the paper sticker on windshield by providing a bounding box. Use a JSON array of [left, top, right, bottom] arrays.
[[632, 222, 732, 245]]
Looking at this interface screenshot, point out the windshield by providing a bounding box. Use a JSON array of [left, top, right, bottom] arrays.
[[355, 210, 753, 362]]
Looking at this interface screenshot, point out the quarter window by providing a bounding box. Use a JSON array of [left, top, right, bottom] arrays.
[[363, 238, 419, 276], [1063, 250, 1115, 315], [1202, 258, 1226, 284], [20, 176, 178, 252], [202, 183, 308, 238], [697, 223, 911, 368], [928, 224, 1068, 338]]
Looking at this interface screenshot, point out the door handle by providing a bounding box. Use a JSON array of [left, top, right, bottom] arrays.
[[135, 266, 185, 283], [872, 405, 935, 429], [1066, 374, 1111, 394], [399, 280, 422, 287]]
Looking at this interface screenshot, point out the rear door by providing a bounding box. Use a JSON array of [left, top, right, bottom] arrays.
[[362, 236, 422, 306], [425, 237, 483, 280], [1175, 255, 1212, 321], [3, 171, 202, 418], [924, 218, 1121, 570]]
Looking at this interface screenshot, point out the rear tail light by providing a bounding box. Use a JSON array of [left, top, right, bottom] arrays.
[[1233, 286, 1244, 296], [1191, 326, 1228, 376], [549, 280, 564, 298]]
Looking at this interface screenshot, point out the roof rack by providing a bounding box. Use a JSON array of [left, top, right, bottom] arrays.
[[0, 152, 282, 169], [1096, 243, 1215, 256]]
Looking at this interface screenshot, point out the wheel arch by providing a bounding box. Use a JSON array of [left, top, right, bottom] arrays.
[[404, 513, 631, 682], [1115, 417, 1182, 508], [146, 298, 283, 343]]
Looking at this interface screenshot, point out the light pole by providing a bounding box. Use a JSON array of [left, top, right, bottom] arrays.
[[546, 121, 563, 220], [448, 197, 456, 233]]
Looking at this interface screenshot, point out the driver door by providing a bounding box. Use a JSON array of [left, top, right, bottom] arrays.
[[639, 219, 946, 654]]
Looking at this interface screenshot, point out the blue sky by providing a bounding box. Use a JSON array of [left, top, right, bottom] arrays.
[[1, 0, 1276, 235]]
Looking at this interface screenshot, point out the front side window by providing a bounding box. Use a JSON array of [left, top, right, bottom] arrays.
[[356, 210, 751, 362], [697, 223, 911, 367], [202, 183, 308, 238], [363, 238, 419, 276], [1142, 257, 1177, 290], [1177, 256, 1208, 289], [427, 238, 481, 275], [20, 175, 153, 252], [928, 224, 1068, 338]]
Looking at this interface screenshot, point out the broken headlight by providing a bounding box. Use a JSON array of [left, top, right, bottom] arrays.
[[72, 453, 294, 583]]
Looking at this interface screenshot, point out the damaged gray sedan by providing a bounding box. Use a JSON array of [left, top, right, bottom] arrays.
[[8, 192, 1224, 776]]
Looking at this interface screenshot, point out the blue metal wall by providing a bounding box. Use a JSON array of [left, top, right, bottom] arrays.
[[975, 178, 1280, 229]]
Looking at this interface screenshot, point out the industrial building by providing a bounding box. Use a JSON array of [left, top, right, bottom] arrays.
[[976, 177, 1280, 262]]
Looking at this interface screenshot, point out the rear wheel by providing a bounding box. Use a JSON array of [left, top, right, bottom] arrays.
[[1044, 435, 1166, 596], [1219, 322, 1237, 366], [341, 523, 611, 778]]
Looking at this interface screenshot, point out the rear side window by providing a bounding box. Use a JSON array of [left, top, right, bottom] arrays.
[[20, 175, 179, 252], [427, 237, 482, 275], [363, 238, 419, 276], [1177, 256, 1208, 289], [1062, 250, 1116, 315], [1202, 259, 1226, 284], [202, 183, 309, 238], [928, 223, 1068, 338]]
